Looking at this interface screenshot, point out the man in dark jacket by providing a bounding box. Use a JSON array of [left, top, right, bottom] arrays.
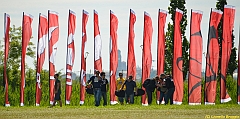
[[87, 70, 103, 106], [143, 77, 157, 105], [100, 72, 109, 106], [121, 76, 137, 104], [165, 75, 175, 105]]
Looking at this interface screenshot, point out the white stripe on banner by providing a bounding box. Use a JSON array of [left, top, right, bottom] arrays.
[[66, 100, 70, 105], [189, 103, 201, 105], [80, 101, 84, 105], [205, 102, 215, 105], [221, 97, 232, 103], [173, 101, 182, 105], [66, 81, 72, 85]]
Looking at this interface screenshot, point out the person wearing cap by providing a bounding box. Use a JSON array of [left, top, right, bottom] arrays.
[[120, 75, 137, 104], [87, 70, 103, 106], [100, 72, 109, 106], [143, 76, 157, 105], [116, 72, 126, 105]]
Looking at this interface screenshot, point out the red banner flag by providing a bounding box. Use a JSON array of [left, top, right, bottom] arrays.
[[36, 14, 48, 106], [157, 9, 167, 104], [21, 13, 33, 106], [141, 11, 153, 106], [110, 10, 118, 105], [188, 10, 203, 105], [4, 13, 10, 107], [220, 5, 235, 103], [65, 10, 76, 105], [205, 9, 222, 105], [173, 9, 183, 105], [48, 11, 59, 105], [238, 25, 240, 105], [127, 9, 136, 80], [80, 10, 89, 105], [173, 8, 183, 105], [94, 10, 102, 72]]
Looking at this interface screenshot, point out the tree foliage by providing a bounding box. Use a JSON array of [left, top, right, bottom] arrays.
[[165, 0, 189, 80], [1, 25, 35, 90], [216, 0, 237, 76]]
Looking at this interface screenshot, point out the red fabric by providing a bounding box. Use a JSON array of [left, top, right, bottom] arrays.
[[4, 13, 10, 106], [94, 11, 102, 72], [188, 10, 203, 104], [157, 9, 167, 103], [65, 10, 76, 104], [205, 9, 222, 104], [220, 6, 235, 103], [110, 11, 118, 103], [48, 11, 59, 105], [173, 9, 183, 104], [127, 9, 136, 80], [80, 10, 89, 104], [36, 14, 48, 106], [21, 13, 33, 106], [141, 12, 153, 105]]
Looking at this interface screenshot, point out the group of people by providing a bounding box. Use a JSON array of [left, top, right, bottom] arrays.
[[87, 70, 109, 106], [50, 70, 175, 107], [87, 71, 137, 106], [87, 70, 175, 106], [143, 73, 175, 105]]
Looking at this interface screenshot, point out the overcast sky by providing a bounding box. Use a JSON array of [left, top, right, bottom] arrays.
[[1, 0, 239, 74]]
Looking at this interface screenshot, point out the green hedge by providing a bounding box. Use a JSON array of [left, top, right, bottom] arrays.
[[0, 75, 238, 106]]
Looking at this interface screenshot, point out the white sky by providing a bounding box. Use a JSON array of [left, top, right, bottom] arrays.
[[0, 0, 239, 74]]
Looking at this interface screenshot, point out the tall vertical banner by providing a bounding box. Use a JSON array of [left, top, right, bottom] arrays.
[[21, 13, 33, 106], [65, 10, 76, 105], [141, 11, 153, 106], [110, 10, 118, 105], [48, 11, 59, 105], [238, 25, 240, 105], [188, 10, 203, 105], [173, 8, 183, 105], [80, 10, 89, 105], [94, 10, 102, 72], [36, 14, 48, 106], [4, 13, 10, 107], [157, 9, 167, 104], [205, 9, 222, 105], [220, 5, 235, 103], [127, 9, 136, 80]]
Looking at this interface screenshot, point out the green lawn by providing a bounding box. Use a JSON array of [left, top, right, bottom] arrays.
[[1, 104, 240, 119]]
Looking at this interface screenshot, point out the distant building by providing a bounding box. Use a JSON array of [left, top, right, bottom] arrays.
[[117, 49, 126, 73]]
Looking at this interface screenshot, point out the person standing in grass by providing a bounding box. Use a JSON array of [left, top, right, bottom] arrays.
[[165, 74, 175, 105], [100, 72, 109, 106], [87, 70, 103, 107], [116, 72, 126, 105], [51, 74, 62, 107], [121, 75, 137, 104]]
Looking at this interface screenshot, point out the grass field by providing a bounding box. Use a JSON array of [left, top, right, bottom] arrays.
[[1, 104, 240, 119]]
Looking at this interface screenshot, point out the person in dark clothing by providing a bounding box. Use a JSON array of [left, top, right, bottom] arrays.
[[51, 74, 62, 107], [143, 77, 157, 105], [100, 72, 109, 106], [165, 74, 175, 105], [87, 70, 103, 106], [121, 75, 137, 104], [157, 74, 168, 104]]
